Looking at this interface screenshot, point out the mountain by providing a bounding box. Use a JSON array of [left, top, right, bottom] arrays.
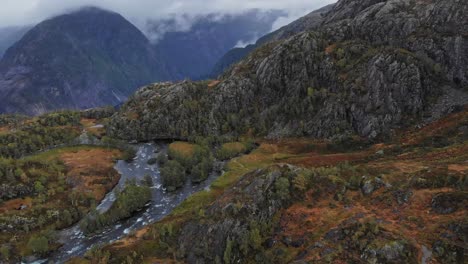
[[0, 26, 30, 59], [0, 8, 287, 114], [0, 7, 169, 115], [210, 4, 334, 78], [109, 0, 468, 142], [150, 9, 286, 80]]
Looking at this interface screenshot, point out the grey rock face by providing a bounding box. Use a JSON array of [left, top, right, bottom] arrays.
[[322, 0, 468, 87]]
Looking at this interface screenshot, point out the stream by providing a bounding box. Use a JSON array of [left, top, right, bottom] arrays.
[[45, 143, 221, 263]]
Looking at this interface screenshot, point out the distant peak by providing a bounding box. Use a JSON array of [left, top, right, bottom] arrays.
[[68, 6, 118, 16]]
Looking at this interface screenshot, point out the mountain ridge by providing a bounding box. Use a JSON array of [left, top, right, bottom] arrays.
[[210, 4, 335, 78]]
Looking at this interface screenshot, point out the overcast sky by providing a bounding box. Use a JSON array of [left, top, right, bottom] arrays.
[[1, 0, 336, 32]]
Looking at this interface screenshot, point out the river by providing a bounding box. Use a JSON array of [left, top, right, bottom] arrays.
[[45, 143, 221, 263]]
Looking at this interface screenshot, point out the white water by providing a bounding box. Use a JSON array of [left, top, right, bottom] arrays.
[[46, 143, 222, 263]]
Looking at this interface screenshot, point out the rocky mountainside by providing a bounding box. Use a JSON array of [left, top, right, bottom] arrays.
[[109, 0, 468, 142], [151, 10, 286, 80], [0, 26, 30, 59], [210, 4, 335, 78], [0, 7, 170, 115]]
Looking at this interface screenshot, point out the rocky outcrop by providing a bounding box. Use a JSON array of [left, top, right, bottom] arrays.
[[176, 165, 301, 263], [323, 220, 418, 264], [431, 192, 467, 214], [109, 0, 468, 141], [0, 183, 33, 200]]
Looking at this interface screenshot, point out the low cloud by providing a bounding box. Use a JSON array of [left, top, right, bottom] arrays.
[[0, 0, 336, 32]]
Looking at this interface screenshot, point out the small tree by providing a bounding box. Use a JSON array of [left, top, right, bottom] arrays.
[[0, 245, 10, 261], [34, 181, 45, 193], [142, 174, 154, 187], [224, 238, 233, 264], [122, 147, 137, 162], [275, 177, 290, 201], [160, 160, 186, 191]]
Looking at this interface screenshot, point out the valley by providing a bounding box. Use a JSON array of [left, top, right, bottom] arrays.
[[69, 106, 468, 263]]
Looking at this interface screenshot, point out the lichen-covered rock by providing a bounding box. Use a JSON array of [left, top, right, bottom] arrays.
[[393, 189, 413, 205], [322, 219, 418, 264], [361, 175, 390, 196], [362, 240, 413, 264], [431, 192, 467, 214]]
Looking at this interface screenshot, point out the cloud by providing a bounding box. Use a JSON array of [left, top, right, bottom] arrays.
[[234, 34, 260, 48], [0, 0, 336, 27]]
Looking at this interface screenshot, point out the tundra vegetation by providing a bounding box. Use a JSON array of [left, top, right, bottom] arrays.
[[0, 111, 124, 260]]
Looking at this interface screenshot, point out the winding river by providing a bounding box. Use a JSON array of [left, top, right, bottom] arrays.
[[46, 143, 222, 263]]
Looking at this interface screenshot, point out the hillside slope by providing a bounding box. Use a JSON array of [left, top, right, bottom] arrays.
[[109, 0, 468, 142], [210, 4, 334, 77]]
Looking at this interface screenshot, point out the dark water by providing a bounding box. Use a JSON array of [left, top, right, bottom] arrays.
[[43, 143, 221, 263]]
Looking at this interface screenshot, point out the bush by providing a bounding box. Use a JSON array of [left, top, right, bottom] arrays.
[[122, 147, 137, 162], [192, 157, 213, 183], [156, 153, 168, 165], [34, 181, 45, 193], [0, 245, 10, 261], [216, 141, 254, 160], [142, 174, 154, 187], [160, 160, 186, 191], [275, 177, 290, 201], [27, 235, 49, 255], [81, 182, 151, 234], [168, 142, 196, 169], [147, 157, 158, 165]]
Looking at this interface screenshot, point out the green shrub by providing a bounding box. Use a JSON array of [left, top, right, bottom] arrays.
[[168, 142, 196, 169], [192, 157, 213, 183], [122, 147, 137, 162], [216, 141, 254, 160], [275, 177, 290, 201], [0, 245, 10, 261], [142, 174, 154, 187], [160, 160, 187, 191], [27, 235, 49, 255], [81, 182, 151, 234], [147, 157, 157, 165], [156, 153, 168, 165]]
